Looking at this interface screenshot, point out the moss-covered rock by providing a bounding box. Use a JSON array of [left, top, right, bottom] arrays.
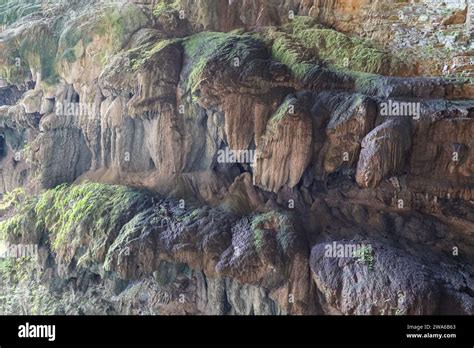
[[251, 211, 296, 253], [130, 38, 179, 71], [263, 15, 413, 80], [0, 0, 43, 26], [57, 3, 150, 84], [270, 32, 320, 82], [181, 31, 237, 94], [0, 1, 150, 87], [153, 0, 181, 18], [0, 23, 57, 86], [0, 256, 57, 315], [291, 17, 411, 76], [0, 183, 153, 267]]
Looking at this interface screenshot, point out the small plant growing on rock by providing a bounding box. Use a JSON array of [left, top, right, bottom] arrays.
[[0, 187, 27, 211], [250, 211, 295, 253], [353, 245, 375, 270]]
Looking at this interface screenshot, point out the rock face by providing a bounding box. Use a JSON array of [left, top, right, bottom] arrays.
[[254, 95, 313, 193], [0, 0, 473, 315], [356, 118, 412, 188], [311, 240, 472, 315], [0, 183, 314, 315]]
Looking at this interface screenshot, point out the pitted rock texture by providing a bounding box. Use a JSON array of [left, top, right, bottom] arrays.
[[311, 240, 472, 315]]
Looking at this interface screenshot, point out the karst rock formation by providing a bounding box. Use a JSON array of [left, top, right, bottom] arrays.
[[0, 0, 472, 315]]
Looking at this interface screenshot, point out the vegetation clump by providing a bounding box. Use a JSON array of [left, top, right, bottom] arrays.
[[0, 0, 43, 26], [153, 0, 181, 18], [290, 19, 406, 76], [0, 188, 36, 240], [0, 183, 152, 259], [129, 39, 180, 71], [353, 245, 375, 270], [263, 15, 409, 81], [58, 3, 148, 66], [182, 31, 266, 97], [182, 31, 235, 94], [0, 24, 58, 85], [250, 211, 295, 253], [265, 97, 299, 133], [271, 32, 320, 81]]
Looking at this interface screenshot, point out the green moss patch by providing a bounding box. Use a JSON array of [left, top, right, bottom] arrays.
[[250, 211, 295, 253], [182, 31, 233, 94], [153, 0, 181, 18], [264, 15, 408, 80], [353, 245, 375, 270], [0, 0, 43, 26], [182, 32, 267, 97], [265, 98, 298, 133], [289, 19, 405, 76], [0, 183, 152, 265], [0, 188, 36, 240], [36, 183, 151, 253], [271, 32, 319, 81], [129, 38, 180, 71], [19, 24, 59, 83], [58, 3, 149, 65]]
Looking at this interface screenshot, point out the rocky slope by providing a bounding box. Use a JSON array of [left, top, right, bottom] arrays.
[[0, 0, 472, 315]]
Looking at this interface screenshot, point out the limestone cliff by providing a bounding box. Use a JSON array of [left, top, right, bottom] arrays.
[[0, 0, 472, 315]]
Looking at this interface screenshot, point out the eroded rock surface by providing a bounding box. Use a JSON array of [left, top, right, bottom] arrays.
[[0, 0, 472, 315], [311, 240, 472, 315]]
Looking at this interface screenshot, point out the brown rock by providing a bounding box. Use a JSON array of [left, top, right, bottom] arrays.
[[356, 118, 412, 188], [254, 96, 313, 193], [442, 7, 468, 26]]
